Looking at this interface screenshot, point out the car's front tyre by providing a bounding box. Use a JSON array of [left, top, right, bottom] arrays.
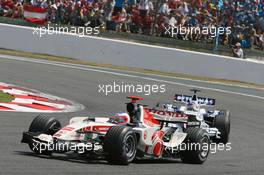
[[103, 126, 137, 165], [213, 110, 230, 144], [180, 127, 210, 164], [28, 115, 61, 155]]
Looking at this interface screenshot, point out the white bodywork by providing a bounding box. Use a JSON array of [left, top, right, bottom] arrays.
[[162, 97, 221, 138], [33, 107, 189, 157]]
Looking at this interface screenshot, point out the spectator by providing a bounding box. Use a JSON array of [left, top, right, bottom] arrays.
[[112, 10, 126, 32], [112, 0, 124, 16], [127, 0, 136, 13], [1, 0, 264, 54], [159, 0, 170, 15], [0, 4, 3, 16], [148, 0, 153, 14], [142, 13, 152, 35], [138, 0, 149, 18], [247, 24, 258, 49], [233, 42, 244, 58], [155, 14, 166, 36], [12, 1, 23, 18], [103, 0, 115, 21], [177, 1, 188, 16], [259, 32, 264, 50], [1, 0, 14, 17], [168, 11, 176, 28], [130, 8, 141, 33]]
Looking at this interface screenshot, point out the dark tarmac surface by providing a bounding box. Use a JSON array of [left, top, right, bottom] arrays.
[[0, 57, 263, 175]]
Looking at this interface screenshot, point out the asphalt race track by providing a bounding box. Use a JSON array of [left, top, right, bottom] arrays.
[[0, 56, 264, 175]]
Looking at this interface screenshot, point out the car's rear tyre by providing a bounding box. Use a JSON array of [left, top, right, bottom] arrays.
[[103, 126, 137, 165], [213, 110, 230, 144], [180, 127, 210, 164], [28, 115, 61, 155]]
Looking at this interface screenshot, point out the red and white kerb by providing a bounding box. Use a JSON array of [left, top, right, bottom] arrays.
[[0, 82, 84, 113]]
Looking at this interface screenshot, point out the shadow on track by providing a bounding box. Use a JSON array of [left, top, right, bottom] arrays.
[[14, 151, 108, 165], [14, 151, 184, 165]]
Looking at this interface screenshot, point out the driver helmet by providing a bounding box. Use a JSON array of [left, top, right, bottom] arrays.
[[163, 104, 175, 112], [114, 112, 130, 124], [187, 101, 199, 111]]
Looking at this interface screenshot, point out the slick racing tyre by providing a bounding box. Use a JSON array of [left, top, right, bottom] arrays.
[[213, 110, 230, 144], [104, 126, 137, 165], [180, 127, 210, 164], [28, 115, 61, 155]]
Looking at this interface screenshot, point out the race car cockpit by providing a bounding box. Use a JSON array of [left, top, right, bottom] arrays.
[[126, 96, 143, 123], [126, 96, 160, 127]]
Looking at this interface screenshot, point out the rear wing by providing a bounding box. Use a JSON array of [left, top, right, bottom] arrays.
[[152, 113, 187, 123], [174, 94, 216, 106], [146, 108, 188, 123], [126, 96, 143, 103]]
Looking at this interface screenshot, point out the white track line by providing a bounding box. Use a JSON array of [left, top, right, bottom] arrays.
[[0, 54, 263, 100], [0, 53, 260, 90], [0, 23, 264, 64]]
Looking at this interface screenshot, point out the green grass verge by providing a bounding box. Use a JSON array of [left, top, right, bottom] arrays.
[[0, 48, 263, 89], [0, 16, 39, 27], [0, 91, 13, 102]]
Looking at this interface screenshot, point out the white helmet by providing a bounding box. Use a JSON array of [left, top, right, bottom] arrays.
[[187, 101, 199, 111]]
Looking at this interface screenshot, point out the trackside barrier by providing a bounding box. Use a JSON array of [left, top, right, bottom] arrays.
[[0, 23, 263, 84]]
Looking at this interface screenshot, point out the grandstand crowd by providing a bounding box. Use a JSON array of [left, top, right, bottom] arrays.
[[1, 0, 264, 52]]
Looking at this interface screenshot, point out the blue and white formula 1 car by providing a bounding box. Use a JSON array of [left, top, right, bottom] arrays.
[[153, 89, 230, 144]]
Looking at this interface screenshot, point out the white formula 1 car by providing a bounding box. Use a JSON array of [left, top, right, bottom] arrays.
[[22, 95, 227, 165], [154, 89, 230, 144]]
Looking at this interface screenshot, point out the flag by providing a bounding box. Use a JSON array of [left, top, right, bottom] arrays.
[[23, 5, 47, 25]]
